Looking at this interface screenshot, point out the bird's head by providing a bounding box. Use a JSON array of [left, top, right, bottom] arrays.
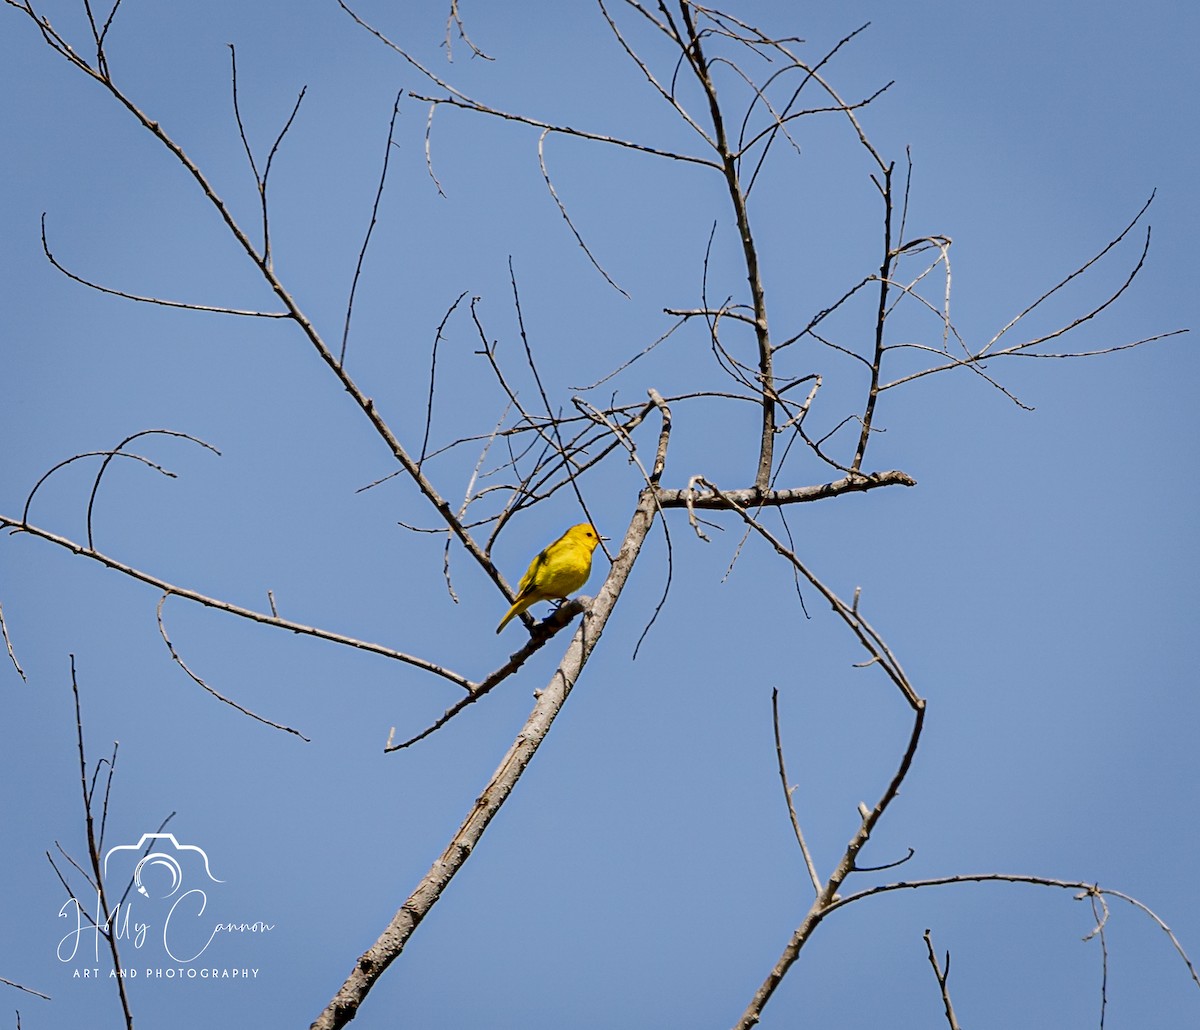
[[567, 523, 604, 552]]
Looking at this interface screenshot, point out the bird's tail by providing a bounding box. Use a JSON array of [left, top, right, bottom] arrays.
[[496, 600, 523, 633]]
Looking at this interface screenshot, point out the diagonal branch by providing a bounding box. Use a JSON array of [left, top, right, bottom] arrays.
[[385, 599, 586, 752], [684, 483, 924, 1027], [7, 0, 509, 595], [923, 929, 964, 1030], [736, 703, 925, 1029], [1, 516, 473, 691], [0, 975, 50, 1001], [156, 593, 310, 740], [338, 1, 716, 167], [313, 489, 660, 1030], [1, 600, 28, 682], [341, 91, 403, 365], [40, 214, 289, 317], [600, 0, 716, 145], [538, 129, 630, 297], [772, 687, 820, 895]]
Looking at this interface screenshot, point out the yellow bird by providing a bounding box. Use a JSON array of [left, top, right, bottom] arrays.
[[496, 523, 603, 633]]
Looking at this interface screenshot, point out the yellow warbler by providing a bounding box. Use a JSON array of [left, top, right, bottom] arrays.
[[496, 523, 603, 633]]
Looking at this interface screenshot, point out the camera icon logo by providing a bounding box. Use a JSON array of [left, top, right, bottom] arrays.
[[104, 833, 224, 899]]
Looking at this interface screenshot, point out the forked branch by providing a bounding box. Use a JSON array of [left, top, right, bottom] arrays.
[[1, 516, 473, 693], [6, 0, 509, 598], [313, 485, 664, 1029], [923, 929, 964, 1030]]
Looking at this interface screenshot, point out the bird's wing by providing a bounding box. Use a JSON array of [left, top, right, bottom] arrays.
[[514, 546, 551, 599]]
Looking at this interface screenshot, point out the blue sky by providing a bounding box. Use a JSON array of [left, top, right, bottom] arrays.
[[2, 1, 1197, 1027]]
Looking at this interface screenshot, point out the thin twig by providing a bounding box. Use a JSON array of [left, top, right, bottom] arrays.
[[40, 214, 289, 317], [336, 1, 716, 167], [771, 687, 821, 895], [440, 400, 513, 602], [852, 160, 894, 470], [8, 2, 510, 597], [385, 599, 586, 751], [86, 429, 220, 549], [18, 438, 207, 534], [504, 260, 606, 564], [735, 697, 926, 1029], [0, 978, 49, 1002], [50, 839, 98, 896], [229, 43, 307, 271], [1085, 890, 1111, 1030], [538, 129, 630, 296], [157, 593, 310, 740], [420, 292, 470, 468], [341, 92, 403, 365], [2, 515, 473, 691], [573, 389, 674, 659], [984, 193, 1156, 356], [67, 657, 134, 1028], [923, 929, 963, 1030], [597, 0, 715, 146], [675, 4, 776, 489], [824, 874, 1200, 992], [0, 601, 27, 682], [442, 0, 493, 61]]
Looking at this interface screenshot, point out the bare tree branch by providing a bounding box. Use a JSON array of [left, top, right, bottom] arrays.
[[771, 687, 820, 896], [1085, 891, 1111, 1030], [824, 874, 1200, 991], [341, 92, 403, 365], [385, 599, 587, 752], [228, 42, 307, 271], [656, 468, 915, 509], [674, 1, 776, 489], [923, 929, 963, 1030], [538, 129, 630, 297], [338, 2, 717, 167], [6, 5, 1187, 1026], [0, 601, 27, 683], [314, 491, 661, 1029], [156, 593, 310, 740], [420, 292, 471, 469], [1, 516, 473, 691], [84, 430, 220, 550], [7, 0, 509, 594], [67, 656, 134, 1028], [0, 978, 49, 1002], [442, 0, 493, 62], [40, 214, 289, 317]]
